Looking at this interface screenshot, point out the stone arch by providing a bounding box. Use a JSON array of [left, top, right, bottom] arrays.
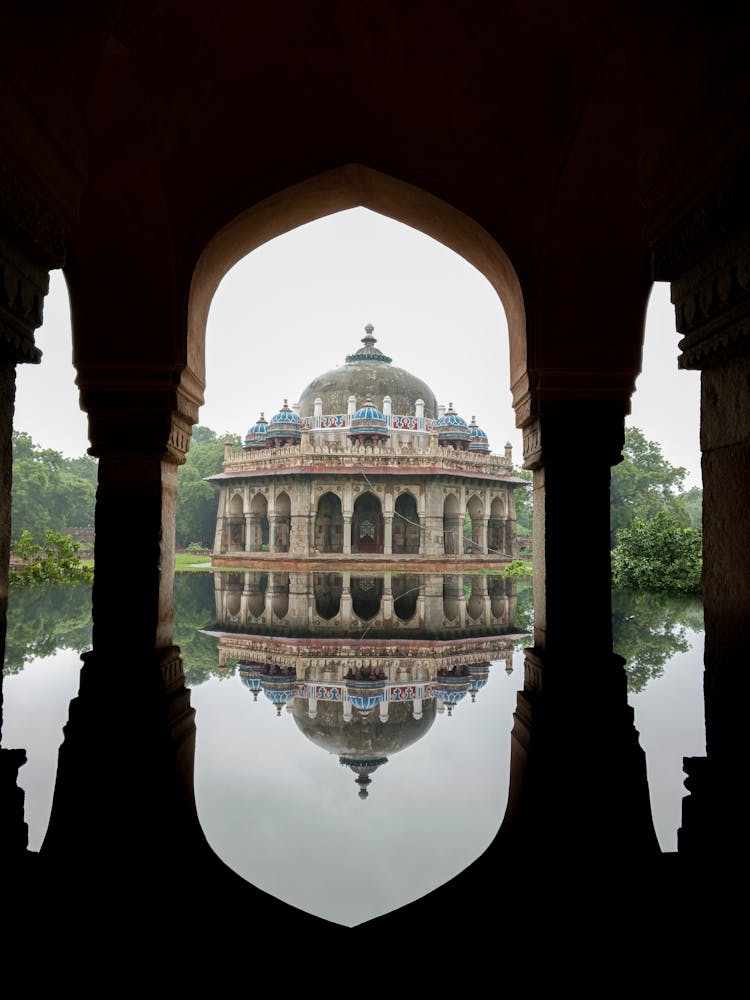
[[314, 573, 342, 620], [443, 493, 461, 555], [248, 492, 269, 552], [186, 165, 526, 412], [314, 491, 343, 553], [393, 491, 420, 554], [467, 576, 486, 622], [489, 496, 506, 555], [274, 490, 291, 553], [351, 576, 383, 621], [269, 573, 289, 620], [466, 494, 484, 555], [247, 572, 267, 619], [393, 574, 420, 621], [228, 492, 245, 551], [352, 491, 383, 554]]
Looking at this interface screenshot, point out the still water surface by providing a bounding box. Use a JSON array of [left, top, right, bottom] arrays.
[[2, 574, 705, 925]]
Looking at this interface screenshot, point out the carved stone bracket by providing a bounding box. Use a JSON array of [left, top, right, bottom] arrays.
[[670, 230, 750, 369], [521, 400, 627, 471], [0, 234, 49, 363]]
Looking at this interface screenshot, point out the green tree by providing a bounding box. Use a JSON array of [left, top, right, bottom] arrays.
[[610, 427, 688, 545], [680, 485, 703, 530], [611, 511, 702, 594], [176, 427, 240, 548], [10, 530, 94, 586], [512, 467, 532, 550], [11, 431, 96, 540]]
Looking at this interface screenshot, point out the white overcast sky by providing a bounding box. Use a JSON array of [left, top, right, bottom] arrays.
[[15, 207, 701, 487]]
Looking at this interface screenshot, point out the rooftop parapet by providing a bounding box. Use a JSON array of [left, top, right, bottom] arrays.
[[218, 437, 515, 477]]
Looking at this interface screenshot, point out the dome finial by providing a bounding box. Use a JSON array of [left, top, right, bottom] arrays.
[[362, 323, 376, 347]]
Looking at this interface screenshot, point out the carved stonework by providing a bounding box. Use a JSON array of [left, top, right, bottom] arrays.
[[671, 230, 750, 369], [0, 234, 49, 363]]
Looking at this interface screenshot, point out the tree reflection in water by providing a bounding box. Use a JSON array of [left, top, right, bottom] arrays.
[[612, 590, 704, 693]]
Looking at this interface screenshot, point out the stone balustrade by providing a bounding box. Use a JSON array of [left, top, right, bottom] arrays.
[[223, 440, 514, 476]]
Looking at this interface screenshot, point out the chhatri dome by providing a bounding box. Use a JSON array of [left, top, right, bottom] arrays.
[[297, 324, 438, 418]]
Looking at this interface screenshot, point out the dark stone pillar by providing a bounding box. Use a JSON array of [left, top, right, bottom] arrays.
[[0, 219, 58, 862], [659, 221, 750, 856], [42, 380, 206, 880], [501, 400, 659, 859]]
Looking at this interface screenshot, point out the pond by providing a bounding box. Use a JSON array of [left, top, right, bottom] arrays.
[[2, 573, 705, 926]]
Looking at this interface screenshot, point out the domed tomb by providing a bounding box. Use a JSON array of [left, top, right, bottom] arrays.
[[297, 324, 438, 418]]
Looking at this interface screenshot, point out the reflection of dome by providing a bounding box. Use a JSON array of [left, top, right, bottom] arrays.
[[467, 416, 490, 453], [244, 413, 268, 449], [291, 697, 436, 793], [339, 757, 389, 799], [267, 400, 301, 441], [239, 664, 263, 701], [297, 325, 438, 418], [261, 673, 297, 715], [434, 674, 471, 716]]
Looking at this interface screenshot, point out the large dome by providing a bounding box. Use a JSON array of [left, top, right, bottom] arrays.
[[297, 324, 438, 418]]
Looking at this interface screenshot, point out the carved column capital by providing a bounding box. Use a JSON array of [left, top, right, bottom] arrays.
[[78, 364, 204, 465], [521, 400, 627, 471], [0, 161, 66, 364], [669, 230, 750, 369]]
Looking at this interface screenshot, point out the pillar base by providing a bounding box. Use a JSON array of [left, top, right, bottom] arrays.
[[500, 648, 660, 858]]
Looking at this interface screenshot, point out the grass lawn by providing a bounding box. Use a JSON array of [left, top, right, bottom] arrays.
[[175, 552, 213, 572]]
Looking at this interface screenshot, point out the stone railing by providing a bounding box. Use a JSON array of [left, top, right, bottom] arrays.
[[223, 439, 513, 476]]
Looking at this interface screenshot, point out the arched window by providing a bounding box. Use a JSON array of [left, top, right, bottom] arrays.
[[393, 492, 420, 554], [352, 492, 383, 554], [314, 492, 344, 553]]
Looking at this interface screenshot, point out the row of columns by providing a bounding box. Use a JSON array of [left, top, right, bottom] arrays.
[[3, 173, 750, 879]]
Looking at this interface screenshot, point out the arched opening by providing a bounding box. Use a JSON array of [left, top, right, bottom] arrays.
[[246, 572, 268, 619], [393, 492, 420, 554], [393, 574, 420, 621], [227, 492, 245, 552], [467, 576, 486, 622], [273, 491, 291, 553], [314, 492, 344, 553], [314, 573, 342, 620], [351, 576, 383, 621], [466, 495, 484, 555], [269, 572, 289, 620], [351, 492, 383, 554], [442, 575, 462, 621], [488, 496, 505, 555], [443, 494, 460, 555], [248, 492, 269, 552]]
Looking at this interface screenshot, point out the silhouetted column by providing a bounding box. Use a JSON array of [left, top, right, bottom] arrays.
[[0, 222, 57, 860], [501, 398, 658, 858], [43, 370, 203, 870], [657, 215, 750, 856], [342, 515, 352, 555]]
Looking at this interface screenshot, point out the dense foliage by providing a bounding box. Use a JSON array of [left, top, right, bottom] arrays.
[[11, 431, 96, 541], [10, 530, 93, 586], [611, 511, 702, 593], [610, 427, 694, 544], [176, 426, 240, 549]]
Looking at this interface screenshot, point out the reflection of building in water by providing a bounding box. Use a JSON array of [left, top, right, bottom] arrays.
[[209, 326, 526, 563], [207, 572, 520, 797], [213, 570, 517, 636]]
